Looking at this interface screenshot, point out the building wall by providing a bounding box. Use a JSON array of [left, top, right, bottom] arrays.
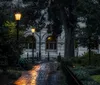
[[21, 28, 99, 59], [21, 28, 65, 59]]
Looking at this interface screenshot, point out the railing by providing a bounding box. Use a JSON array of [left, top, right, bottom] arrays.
[[61, 61, 83, 85]]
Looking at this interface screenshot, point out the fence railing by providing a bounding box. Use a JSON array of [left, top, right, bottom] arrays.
[[61, 61, 83, 85]]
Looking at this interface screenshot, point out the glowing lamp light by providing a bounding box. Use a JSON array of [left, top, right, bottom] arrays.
[[15, 12, 22, 21], [31, 28, 35, 33], [48, 37, 52, 40]]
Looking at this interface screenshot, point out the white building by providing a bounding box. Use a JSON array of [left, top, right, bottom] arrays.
[[21, 27, 100, 59], [21, 28, 65, 59]]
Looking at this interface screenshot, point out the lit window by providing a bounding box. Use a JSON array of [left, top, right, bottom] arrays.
[[46, 35, 57, 50]]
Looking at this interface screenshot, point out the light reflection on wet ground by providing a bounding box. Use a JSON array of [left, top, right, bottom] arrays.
[[14, 62, 60, 85], [14, 65, 40, 85]]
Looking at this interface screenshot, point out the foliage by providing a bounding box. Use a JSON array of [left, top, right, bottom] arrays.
[[86, 67, 100, 75], [0, 21, 24, 68], [73, 68, 90, 80], [91, 75, 100, 83], [72, 67, 100, 85], [82, 80, 100, 85], [19, 58, 33, 70], [4, 21, 16, 36], [71, 51, 100, 66], [61, 58, 73, 67], [0, 2, 10, 26], [75, 0, 100, 48], [8, 70, 21, 79], [16, 0, 76, 58]]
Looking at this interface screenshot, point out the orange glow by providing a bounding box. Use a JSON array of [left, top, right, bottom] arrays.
[[15, 13, 22, 21], [48, 37, 52, 40], [14, 65, 40, 85]]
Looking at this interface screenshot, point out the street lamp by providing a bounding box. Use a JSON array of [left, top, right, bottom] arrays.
[[15, 13, 22, 21], [31, 28, 42, 61], [15, 12, 22, 41], [39, 30, 41, 60], [31, 28, 35, 63], [15, 12, 22, 64]]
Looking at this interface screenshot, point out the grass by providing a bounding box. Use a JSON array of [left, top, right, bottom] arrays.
[[91, 75, 100, 83]]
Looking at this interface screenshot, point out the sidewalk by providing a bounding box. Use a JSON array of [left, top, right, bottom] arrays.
[[0, 62, 63, 85]]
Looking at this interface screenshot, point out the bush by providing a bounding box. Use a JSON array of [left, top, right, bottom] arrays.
[[82, 80, 100, 85], [73, 67, 90, 80], [8, 70, 21, 79], [91, 75, 100, 83], [61, 58, 73, 67], [87, 67, 100, 75], [72, 67, 100, 85], [71, 51, 100, 66], [19, 58, 33, 70]]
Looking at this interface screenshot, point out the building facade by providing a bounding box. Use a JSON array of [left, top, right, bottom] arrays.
[[21, 28, 65, 59], [21, 27, 100, 59]]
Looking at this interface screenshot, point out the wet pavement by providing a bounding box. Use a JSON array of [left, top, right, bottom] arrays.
[[14, 62, 61, 85]]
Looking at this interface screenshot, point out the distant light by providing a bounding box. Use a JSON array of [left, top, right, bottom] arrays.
[[31, 28, 35, 33], [15, 12, 22, 21], [48, 37, 52, 40]]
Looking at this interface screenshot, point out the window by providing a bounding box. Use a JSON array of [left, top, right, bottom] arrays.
[[25, 35, 36, 49], [46, 35, 57, 50]]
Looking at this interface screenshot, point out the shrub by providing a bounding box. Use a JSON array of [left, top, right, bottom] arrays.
[[87, 67, 100, 75], [82, 80, 100, 85], [72, 67, 100, 85], [71, 51, 100, 66], [8, 70, 21, 79], [19, 58, 33, 70], [73, 68, 90, 80], [85, 66, 96, 69], [91, 75, 100, 83], [61, 58, 73, 67], [72, 66, 100, 85]]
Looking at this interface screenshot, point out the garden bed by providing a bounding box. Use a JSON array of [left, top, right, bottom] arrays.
[[71, 66, 100, 85]]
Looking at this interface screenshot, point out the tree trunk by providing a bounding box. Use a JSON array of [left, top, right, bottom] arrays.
[[60, 7, 68, 59], [66, 26, 75, 58], [60, 6, 75, 59], [70, 29, 75, 57]]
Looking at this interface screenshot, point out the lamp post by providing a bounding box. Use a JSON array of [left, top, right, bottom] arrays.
[[31, 28, 35, 63], [15, 12, 21, 64], [32, 30, 42, 61], [15, 12, 21, 42], [39, 30, 41, 60]]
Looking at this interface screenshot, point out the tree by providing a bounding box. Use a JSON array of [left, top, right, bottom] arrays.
[[0, 21, 24, 66], [75, 0, 100, 64], [23, 0, 77, 59], [49, 0, 77, 58], [0, 1, 25, 70]]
